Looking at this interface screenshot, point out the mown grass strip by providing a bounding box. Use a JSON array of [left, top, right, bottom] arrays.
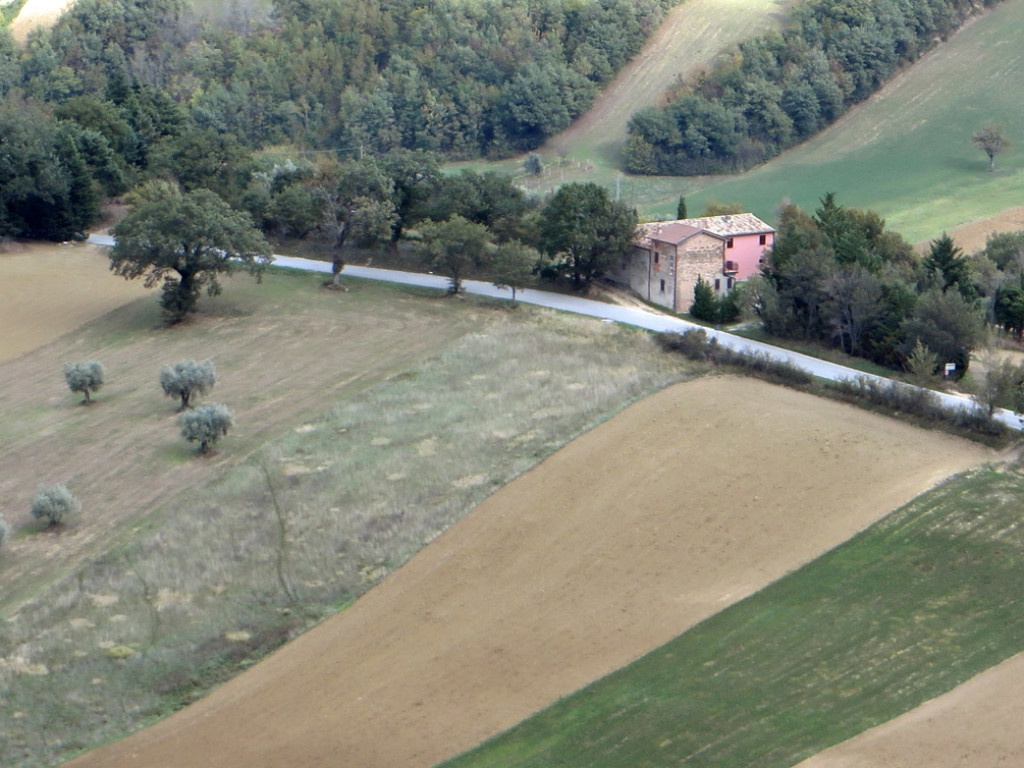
[[441, 467, 1024, 768]]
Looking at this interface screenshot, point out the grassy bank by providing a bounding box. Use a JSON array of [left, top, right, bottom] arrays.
[[441, 465, 1024, 768]]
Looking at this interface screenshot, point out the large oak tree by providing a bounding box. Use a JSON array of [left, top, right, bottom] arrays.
[[110, 182, 271, 322]]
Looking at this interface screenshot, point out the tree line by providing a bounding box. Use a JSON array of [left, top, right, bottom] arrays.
[[624, 0, 1001, 175]]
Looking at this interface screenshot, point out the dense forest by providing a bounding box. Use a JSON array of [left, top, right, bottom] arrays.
[[624, 0, 1001, 175], [0, 0, 678, 239]]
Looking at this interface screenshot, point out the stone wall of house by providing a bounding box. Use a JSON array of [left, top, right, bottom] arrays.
[[607, 246, 678, 312], [674, 233, 724, 312], [650, 242, 676, 310]]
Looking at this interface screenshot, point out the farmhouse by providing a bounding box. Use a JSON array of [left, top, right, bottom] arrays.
[[608, 213, 775, 313]]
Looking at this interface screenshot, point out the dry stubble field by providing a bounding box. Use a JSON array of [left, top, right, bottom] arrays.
[[0, 243, 149, 362]]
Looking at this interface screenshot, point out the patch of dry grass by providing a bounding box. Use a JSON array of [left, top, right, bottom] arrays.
[[0, 287, 692, 767]]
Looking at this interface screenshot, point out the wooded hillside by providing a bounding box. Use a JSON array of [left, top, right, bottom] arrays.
[[624, 0, 1001, 175]]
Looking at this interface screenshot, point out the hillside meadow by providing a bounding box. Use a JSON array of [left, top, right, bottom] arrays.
[[491, 0, 1024, 247], [0, 251, 691, 766], [683, 0, 1024, 242]]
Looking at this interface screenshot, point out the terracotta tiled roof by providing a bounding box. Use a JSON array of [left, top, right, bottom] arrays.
[[635, 213, 775, 249]]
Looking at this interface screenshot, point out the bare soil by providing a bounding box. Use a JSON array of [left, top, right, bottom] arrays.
[[8, 0, 74, 41], [66, 376, 989, 768], [932, 204, 1024, 254], [0, 242, 149, 363], [794, 651, 1024, 768]]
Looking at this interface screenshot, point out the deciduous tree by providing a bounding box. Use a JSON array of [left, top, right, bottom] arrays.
[[900, 288, 983, 377], [971, 355, 1024, 421], [994, 282, 1024, 339], [539, 182, 637, 290], [973, 124, 1009, 171], [110, 182, 271, 323], [824, 267, 883, 355], [419, 215, 491, 294], [491, 240, 539, 304], [311, 157, 397, 287]]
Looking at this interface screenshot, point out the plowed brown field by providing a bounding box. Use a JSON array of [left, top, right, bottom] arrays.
[[67, 377, 989, 768], [0, 243, 149, 362], [794, 650, 1024, 768], [8, 0, 74, 41]]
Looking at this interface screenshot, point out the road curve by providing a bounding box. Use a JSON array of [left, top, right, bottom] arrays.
[[88, 235, 1020, 431]]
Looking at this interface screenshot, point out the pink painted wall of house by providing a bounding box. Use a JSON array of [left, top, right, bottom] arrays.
[[723, 231, 774, 281]]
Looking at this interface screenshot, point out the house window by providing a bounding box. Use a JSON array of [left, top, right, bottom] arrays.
[[660, 279, 666, 293], [759, 234, 767, 246], [714, 278, 721, 291], [727, 277, 734, 289], [727, 238, 734, 249], [654, 252, 660, 264]]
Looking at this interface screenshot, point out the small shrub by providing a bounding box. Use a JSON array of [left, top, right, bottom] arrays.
[[178, 403, 234, 454], [160, 359, 217, 410], [64, 361, 105, 404], [657, 329, 712, 360], [31, 484, 81, 527], [0, 514, 9, 550]]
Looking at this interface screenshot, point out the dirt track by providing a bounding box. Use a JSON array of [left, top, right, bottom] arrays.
[[67, 376, 989, 768]]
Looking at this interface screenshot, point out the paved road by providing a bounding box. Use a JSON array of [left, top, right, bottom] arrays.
[[88, 235, 1021, 431]]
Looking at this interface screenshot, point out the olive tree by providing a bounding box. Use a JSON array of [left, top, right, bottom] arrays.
[[971, 355, 1024, 421], [31, 484, 81, 527], [179, 403, 234, 454], [160, 359, 216, 410], [64, 360, 105, 404]]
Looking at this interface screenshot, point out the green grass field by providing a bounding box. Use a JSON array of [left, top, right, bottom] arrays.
[[440, 465, 1024, 768], [683, 0, 1024, 241]]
